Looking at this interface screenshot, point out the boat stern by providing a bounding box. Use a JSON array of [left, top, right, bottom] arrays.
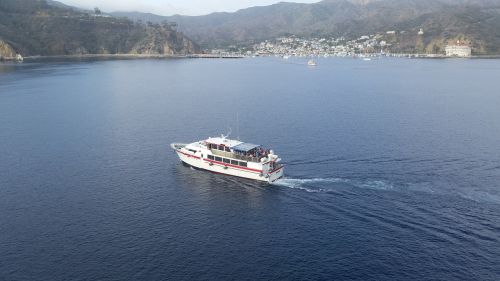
[[268, 166, 284, 183]]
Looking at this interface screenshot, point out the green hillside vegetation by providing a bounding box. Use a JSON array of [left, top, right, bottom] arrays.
[[0, 0, 199, 57], [116, 0, 500, 55]]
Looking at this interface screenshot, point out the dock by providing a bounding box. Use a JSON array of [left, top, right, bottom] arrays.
[[186, 54, 245, 59]]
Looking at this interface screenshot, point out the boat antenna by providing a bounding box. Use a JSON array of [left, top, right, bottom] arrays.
[[236, 112, 240, 141], [222, 127, 232, 139]]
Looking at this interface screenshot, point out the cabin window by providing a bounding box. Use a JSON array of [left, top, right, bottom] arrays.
[[225, 147, 231, 152], [231, 160, 238, 165], [215, 157, 222, 162], [218, 145, 224, 151], [239, 161, 247, 167], [223, 158, 231, 164], [208, 155, 214, 160], [188, 149, 197, 154]]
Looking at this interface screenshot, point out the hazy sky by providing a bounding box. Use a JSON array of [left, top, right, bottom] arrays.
[[60, 0, 321, 16]]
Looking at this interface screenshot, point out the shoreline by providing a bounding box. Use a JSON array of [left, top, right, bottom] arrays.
[[1, 53, 499, 63], [0, 53, 245, 62], [253, 54, 500, 59]]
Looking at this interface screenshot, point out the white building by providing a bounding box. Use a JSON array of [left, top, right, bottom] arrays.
[[445, 44, 472, 57]]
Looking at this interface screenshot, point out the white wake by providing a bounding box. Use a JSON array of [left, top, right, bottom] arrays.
[[273, 177, 395, 193]]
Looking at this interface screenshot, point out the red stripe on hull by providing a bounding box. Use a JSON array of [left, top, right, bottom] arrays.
[[181, 161, 272, 183]]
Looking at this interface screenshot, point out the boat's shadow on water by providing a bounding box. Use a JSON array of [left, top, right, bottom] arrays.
[[171, 159, 500, 209], [173, 162, 270, 190], [173, 160, 392, 197], [171, 162, 289, 211]]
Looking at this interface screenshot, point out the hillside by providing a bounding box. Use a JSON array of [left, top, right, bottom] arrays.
[[113, 0, 500, 55], [0, 0, 199, 58]]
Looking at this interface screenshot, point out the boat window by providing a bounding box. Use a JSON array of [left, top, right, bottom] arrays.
[[239, 161, 247, 167], [188, 149, 197, 154], [218, 145, 224, 151], [208, 155, 214, 160], [231, 160, 238, 165], [215, 156, 222, 162], [223, 158, 230, 164], [225, 147, 231, 152]]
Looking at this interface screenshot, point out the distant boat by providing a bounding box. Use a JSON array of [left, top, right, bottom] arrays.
[[308, 59, 317, 66], [283, 55, 290, 60], [363, 58, 372, 61]]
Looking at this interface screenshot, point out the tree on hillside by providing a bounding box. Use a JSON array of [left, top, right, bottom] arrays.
[[94, 7, 101, 15]]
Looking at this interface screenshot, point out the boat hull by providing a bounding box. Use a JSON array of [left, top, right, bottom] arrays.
[[173, 148, 284, 183]]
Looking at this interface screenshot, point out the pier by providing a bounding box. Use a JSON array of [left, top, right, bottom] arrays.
[[187, 54, 245, 59]]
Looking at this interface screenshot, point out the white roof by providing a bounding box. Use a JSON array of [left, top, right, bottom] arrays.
[[205, 137, 243, 147]]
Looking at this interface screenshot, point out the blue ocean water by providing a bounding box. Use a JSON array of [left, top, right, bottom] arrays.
[[0, 57, 499, 280]]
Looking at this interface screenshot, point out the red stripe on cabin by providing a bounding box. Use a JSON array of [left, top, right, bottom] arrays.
[[177, 149, 264, 173], [178, 150, 201, 159]]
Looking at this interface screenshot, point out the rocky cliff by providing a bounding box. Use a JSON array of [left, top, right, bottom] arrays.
[[0, 40, 16, 58], [0, 0, 199, 57]]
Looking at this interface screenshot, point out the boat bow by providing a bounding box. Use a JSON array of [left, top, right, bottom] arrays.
[[170, 143, 187, 150]]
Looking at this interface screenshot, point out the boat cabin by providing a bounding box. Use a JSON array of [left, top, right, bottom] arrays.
[[204, 137, 271, 163]]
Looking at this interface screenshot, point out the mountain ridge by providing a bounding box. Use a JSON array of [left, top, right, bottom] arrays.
[[111, 0, 500, 54], [0, 0, 199, 58]]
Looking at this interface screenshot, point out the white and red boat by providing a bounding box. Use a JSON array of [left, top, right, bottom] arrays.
[[171, 135, 284, 183]]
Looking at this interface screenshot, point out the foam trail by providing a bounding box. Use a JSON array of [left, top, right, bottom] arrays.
[[275, 178, 347, 187], [273, 177, 395, 192], [359, 180, 394, 190], [273, 177, 348, 192]]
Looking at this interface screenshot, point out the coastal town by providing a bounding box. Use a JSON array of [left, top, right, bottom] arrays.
[[210, 33, 473, 59], [2, 34, 473, 61]]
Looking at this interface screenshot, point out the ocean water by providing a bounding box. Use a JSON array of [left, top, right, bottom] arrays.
[[0, 57, 499, 280]]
